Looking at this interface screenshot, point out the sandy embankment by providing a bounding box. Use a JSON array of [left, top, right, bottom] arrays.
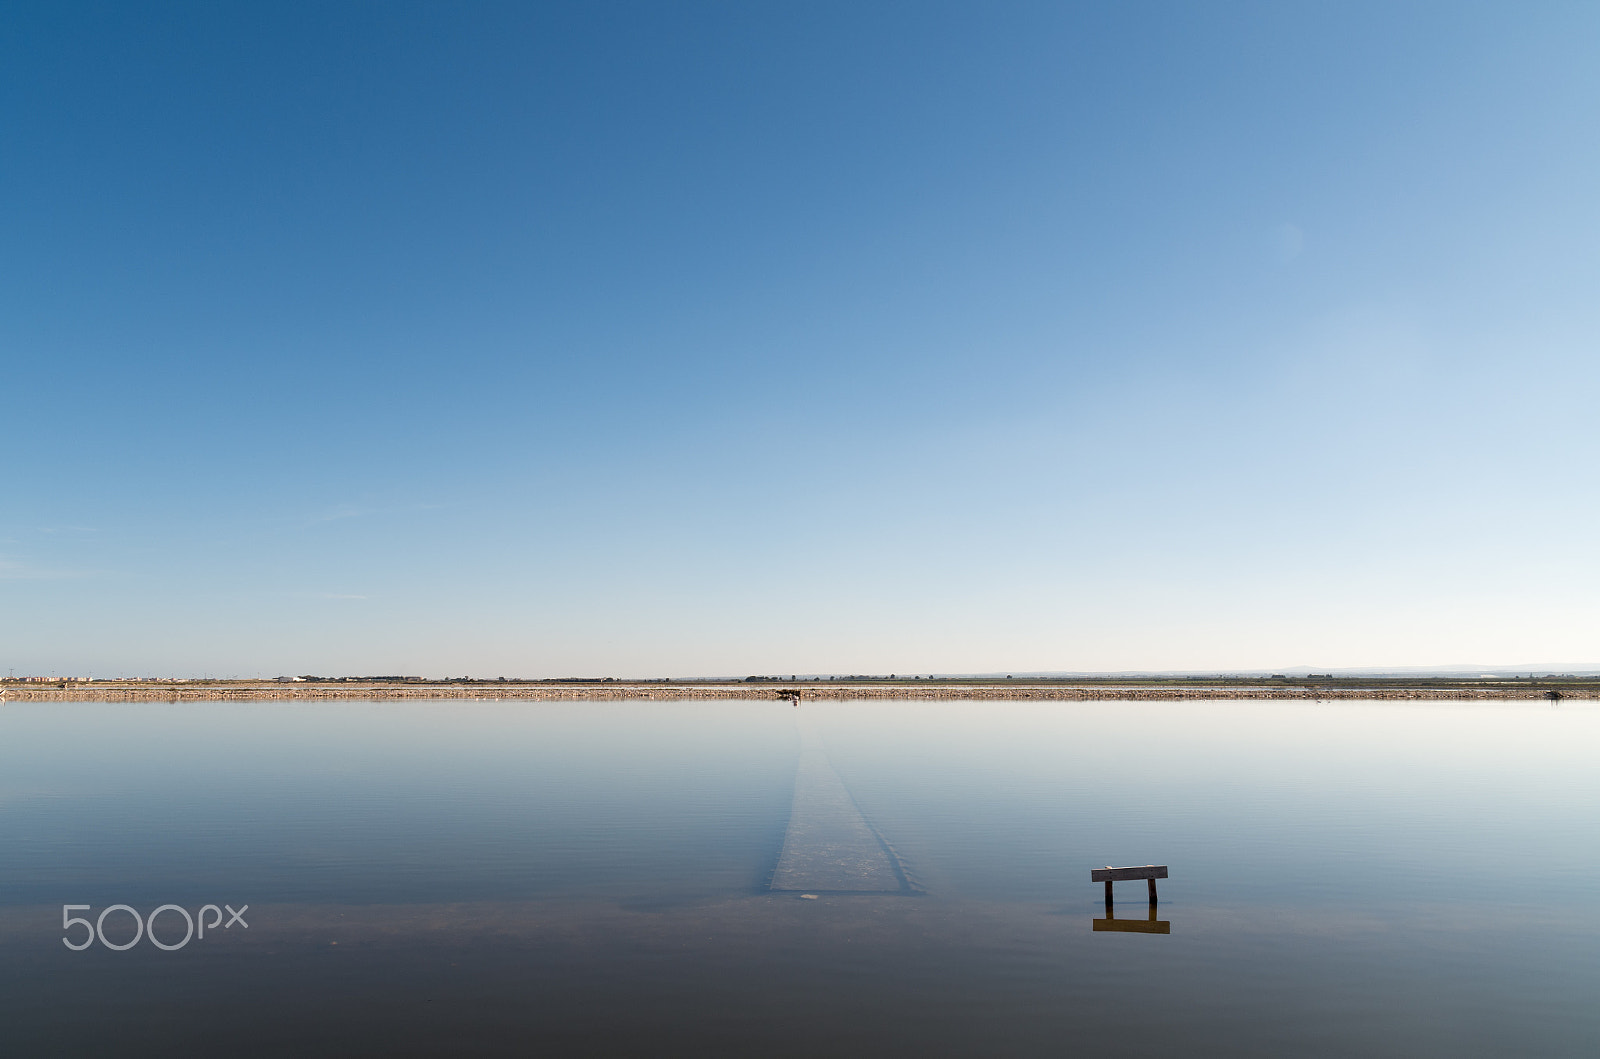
[[3, 682, 1592, 702]]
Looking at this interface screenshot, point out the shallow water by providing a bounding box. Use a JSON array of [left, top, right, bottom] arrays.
[[1, 697, 1596, 1056]]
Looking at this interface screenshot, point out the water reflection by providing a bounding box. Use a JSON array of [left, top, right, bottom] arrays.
[[2, 697, 1598, 1057], [1093, 904, 1171, 934]]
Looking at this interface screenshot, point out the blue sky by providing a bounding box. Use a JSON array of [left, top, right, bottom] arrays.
[[4, 2, 1598, 677]]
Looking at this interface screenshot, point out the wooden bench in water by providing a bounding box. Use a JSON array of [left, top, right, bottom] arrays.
[[1091, 864, 1168, 905]]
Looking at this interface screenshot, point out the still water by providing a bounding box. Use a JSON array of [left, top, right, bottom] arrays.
[[2, 697, 1596, 1056]]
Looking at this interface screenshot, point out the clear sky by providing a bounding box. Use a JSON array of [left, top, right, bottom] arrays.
[[4, 2, 1598, 678]]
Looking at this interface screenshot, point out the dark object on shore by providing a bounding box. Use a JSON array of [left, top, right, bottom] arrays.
[[1092, 864, 1168, 906], [1545, 690, 1562, 700]]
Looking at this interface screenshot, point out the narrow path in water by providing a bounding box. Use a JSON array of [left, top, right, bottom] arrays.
[[769, 712, 915, 894]]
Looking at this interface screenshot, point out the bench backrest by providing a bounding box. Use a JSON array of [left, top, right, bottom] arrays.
[[1090, 864, 1168, 882]]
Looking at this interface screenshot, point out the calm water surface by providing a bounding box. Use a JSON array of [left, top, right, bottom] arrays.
[[1, 697, 1596, 1056]]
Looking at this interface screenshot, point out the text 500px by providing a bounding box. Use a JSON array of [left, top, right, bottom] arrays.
[[62, 904, 248, 951]]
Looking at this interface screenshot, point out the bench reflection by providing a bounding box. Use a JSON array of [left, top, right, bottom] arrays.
[[1093, 905, 1170, 934]]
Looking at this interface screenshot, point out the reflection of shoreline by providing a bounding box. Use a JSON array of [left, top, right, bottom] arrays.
[[3, 681, 1592, 703]]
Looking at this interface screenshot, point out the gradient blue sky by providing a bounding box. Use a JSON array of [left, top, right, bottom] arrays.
[[4, 2, 1598, 678]]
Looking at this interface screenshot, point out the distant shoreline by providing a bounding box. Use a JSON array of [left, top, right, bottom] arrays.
[[3, 680, 1594, 702]]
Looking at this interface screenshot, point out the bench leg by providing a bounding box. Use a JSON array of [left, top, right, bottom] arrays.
[[1147, 878, 1158, 905], [1105, 880, 1113, 907]]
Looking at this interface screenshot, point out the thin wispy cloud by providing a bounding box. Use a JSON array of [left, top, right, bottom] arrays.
[[307, 503, 368, 524], [303, 501, 444, 526], [0, 557, 97, 581], [274, 590, 371, 600]]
